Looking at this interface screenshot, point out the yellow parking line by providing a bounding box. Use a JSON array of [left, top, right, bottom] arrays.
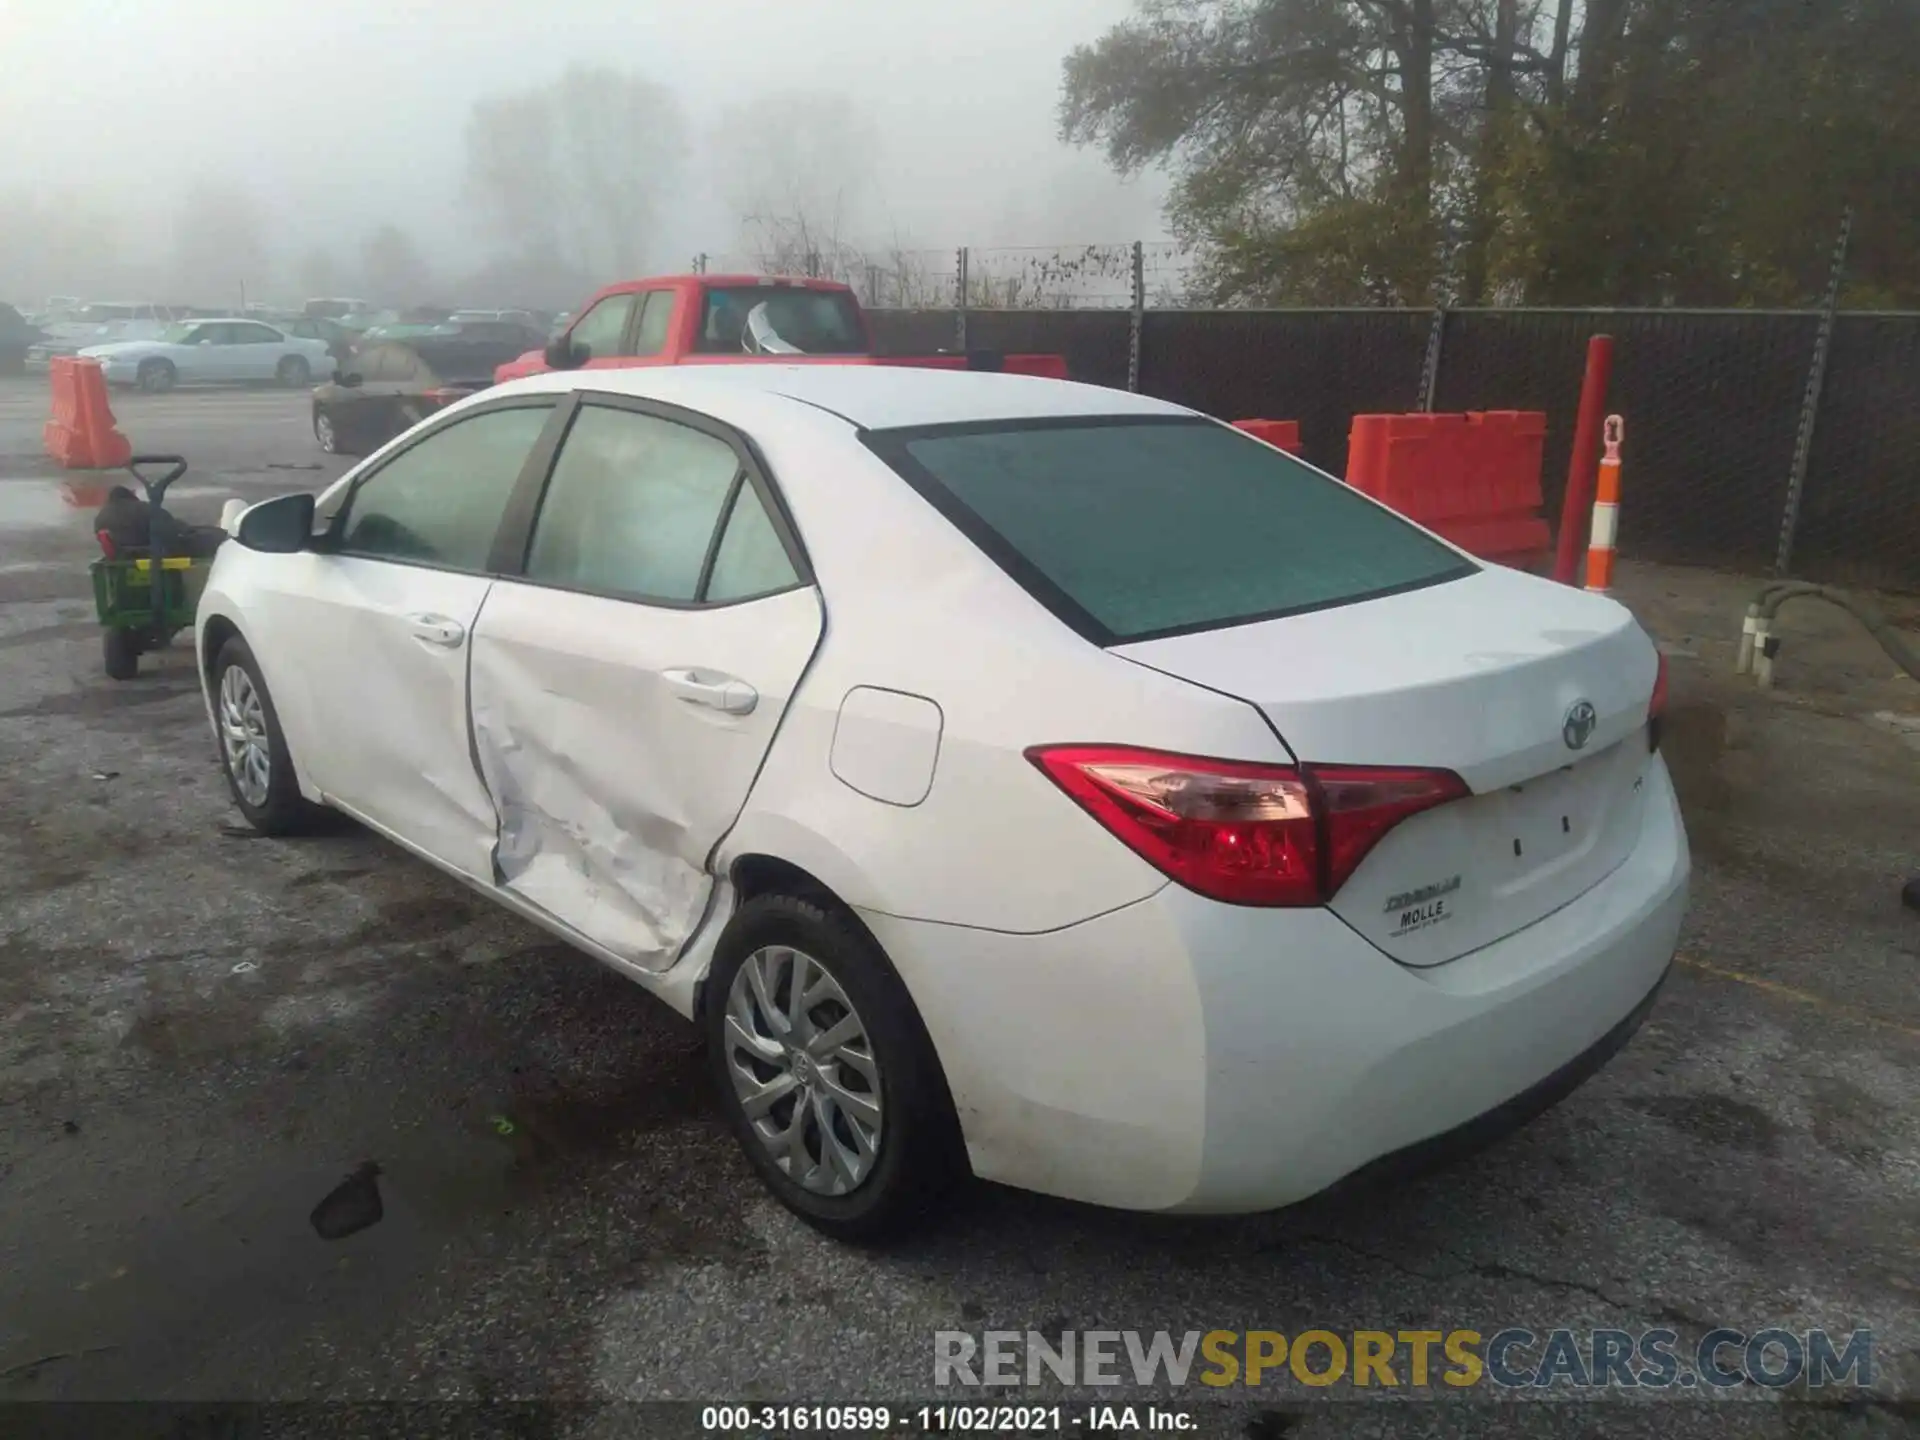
[[1675, 955, 1920, 1040]]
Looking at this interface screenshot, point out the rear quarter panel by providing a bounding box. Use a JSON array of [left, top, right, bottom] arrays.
[[714, 419, 1288, 933]]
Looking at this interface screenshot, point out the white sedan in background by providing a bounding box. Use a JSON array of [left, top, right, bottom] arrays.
[[83, 318, 334, 392], [195, 365, 1688, 1240]]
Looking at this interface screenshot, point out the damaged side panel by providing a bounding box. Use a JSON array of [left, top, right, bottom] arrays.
[[466, 580, 825, 969]]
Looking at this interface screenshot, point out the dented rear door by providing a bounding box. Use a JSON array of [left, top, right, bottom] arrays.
[[466, 399, 822, 969]]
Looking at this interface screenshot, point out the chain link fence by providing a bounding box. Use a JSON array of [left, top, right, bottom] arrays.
[[688, 237, 1919, 589]]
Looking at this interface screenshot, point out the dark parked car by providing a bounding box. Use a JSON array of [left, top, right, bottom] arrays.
[[0, 303, 45, 374], [309, 333, 529, 455]]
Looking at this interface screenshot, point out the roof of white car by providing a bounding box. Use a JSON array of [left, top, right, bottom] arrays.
[[496, 362, 1199, 431]]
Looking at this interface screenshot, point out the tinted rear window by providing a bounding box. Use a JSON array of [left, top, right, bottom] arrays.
[[864, 417, 1475, 644], [695, 287, 865, 355]]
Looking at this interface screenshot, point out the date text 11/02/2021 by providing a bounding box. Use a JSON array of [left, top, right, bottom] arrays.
[[701, 1405, 1195, 1432]]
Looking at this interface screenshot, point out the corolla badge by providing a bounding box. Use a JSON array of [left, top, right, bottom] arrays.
[[1562, 699, 1599, 751]]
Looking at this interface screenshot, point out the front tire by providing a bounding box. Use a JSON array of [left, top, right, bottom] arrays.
[[705, 894, 965, 1242], [137, 359, 176, 394], [277, 355, 311, 388], [212, 636, 316, 835]]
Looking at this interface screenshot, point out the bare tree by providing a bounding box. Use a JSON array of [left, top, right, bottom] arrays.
[[462, 91, 567, 261], [0, 188, 124, 301], [462, 67, 687, 278], [360, 225, 434, 306], [296, 248, 347, 299], [171, 181, 270, 308], [709, 93, 881, 280]]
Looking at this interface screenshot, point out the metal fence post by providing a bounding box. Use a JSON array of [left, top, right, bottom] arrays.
[[1127, 240, 1145, 393], [1774, 207, 1854, 576], [955, 247, 969, 350], [1417, 305, 1447, 411]]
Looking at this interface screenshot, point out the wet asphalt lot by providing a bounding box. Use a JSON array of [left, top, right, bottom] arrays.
[[0, 376, 1916, 1438]]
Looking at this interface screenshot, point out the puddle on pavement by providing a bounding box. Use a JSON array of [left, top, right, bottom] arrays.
[[0, 482, 79, 530], [1, 1074, 718, 1396]]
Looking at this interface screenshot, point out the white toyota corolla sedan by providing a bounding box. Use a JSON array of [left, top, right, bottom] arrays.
[[196, 364, 1689, 1239]]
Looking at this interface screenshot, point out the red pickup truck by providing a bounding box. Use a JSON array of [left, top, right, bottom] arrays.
[[494, 273, 1068, 384]]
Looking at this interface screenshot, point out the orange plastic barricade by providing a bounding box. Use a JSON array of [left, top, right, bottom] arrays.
[[1002, 354, 1070, 381], [1231, 419, 1302, 454], [1345, 411, 1550, 570], [43, 357, 132, 470]]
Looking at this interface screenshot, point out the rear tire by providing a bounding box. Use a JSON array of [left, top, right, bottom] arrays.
[[314, 409, 354, 455], [212, 635, 318, 836], [705, 893, 966, 1242], [103, 628, 140, 680], [137, 359, 175, 394], [277, 355, 311, 388]]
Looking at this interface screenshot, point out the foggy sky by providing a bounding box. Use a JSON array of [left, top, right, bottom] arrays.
[[0, 0, 1169, 298]]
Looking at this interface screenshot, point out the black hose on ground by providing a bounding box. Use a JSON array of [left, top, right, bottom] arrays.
[[1742, 583, 1920, 688]]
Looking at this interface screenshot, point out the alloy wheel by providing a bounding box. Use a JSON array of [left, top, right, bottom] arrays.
[[218, 663, 271, 808], [724, 945, 884, 1196]]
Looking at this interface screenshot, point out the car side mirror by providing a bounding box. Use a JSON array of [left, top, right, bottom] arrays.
[[544, 337, 585, 370], [234, 492, 316, 553]]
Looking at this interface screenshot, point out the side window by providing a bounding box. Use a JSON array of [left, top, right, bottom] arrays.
[[337, 405, 553, 571], [524, 406, 740, 602], [630, 292, 673, 356], [706, 484, 800, 602], [234, 324, 277, 344], [567, 295, 634, 361]]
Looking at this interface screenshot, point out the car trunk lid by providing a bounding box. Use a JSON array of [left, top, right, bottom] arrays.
[[1112, 566, 1659, 966]]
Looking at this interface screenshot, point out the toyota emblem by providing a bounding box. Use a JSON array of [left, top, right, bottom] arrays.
[[1562, 700, 1598, 751]]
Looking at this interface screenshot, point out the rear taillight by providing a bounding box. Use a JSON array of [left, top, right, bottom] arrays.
[[1026, 745, 1467, 907], [1648, 652, 1669, 751]]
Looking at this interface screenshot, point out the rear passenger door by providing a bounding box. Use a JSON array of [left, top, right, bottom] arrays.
[[229, 321, 287, 380], [466, 396, 824, 969], [627, 290, 674, 358]]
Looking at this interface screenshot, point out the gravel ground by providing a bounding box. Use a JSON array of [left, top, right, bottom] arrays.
[[0, 378, 1915, 1438]]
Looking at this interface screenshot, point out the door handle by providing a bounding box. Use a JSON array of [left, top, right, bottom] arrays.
[[663, 668, 758, 715], [407, 613, 466, 648]]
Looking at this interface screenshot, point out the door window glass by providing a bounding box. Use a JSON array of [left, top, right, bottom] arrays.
[[631, 292, 673, 356], [567, 295, 634, 361], [337, 405, 553, 571], [706, 484, 799, 602], [525, 405, 740, 602]]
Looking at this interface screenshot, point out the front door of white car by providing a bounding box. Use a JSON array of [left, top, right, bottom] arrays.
[[176, 323, 227, 381], [279, 401, 561, 879], [465, 398, 824, 968]]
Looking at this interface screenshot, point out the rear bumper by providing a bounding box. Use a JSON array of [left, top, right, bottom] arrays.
[[863, 753, 1689, 1213]]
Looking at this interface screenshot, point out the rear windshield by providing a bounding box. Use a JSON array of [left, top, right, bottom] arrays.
[[863, 417, 1476, 645], [695, 287, 866, 355]]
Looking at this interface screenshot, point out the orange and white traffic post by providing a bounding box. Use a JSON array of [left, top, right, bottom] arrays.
[[1584, 414, 1624, 594]]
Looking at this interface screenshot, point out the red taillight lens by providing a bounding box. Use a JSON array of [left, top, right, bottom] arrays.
[[1026, 745, 1467, 907], [1648, 652, 1669, 751]]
